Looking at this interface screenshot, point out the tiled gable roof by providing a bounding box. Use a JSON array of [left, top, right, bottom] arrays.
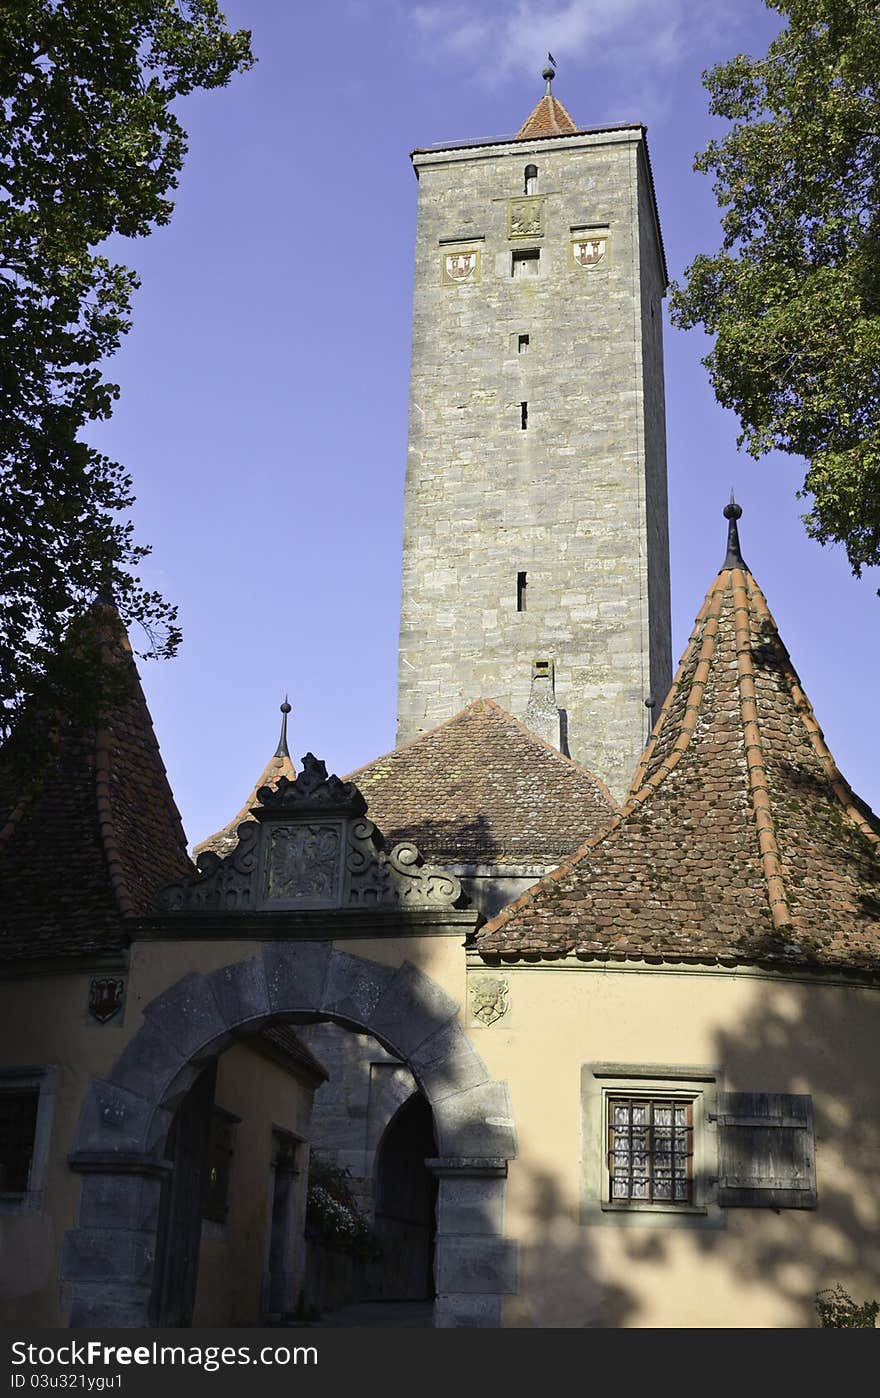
[[0, 609, 191, 961], [347, 700, 617, 866], [476, 531, 880, 972], [516, 93, 578, 140]]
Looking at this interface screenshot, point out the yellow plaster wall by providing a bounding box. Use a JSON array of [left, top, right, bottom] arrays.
[[0, 966, 130, 1326], [2, 935, 878, 1329], [460, 961, 880, 1328], [191, 1042, 314, 1326]]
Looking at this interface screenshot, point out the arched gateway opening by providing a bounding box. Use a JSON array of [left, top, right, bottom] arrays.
[[62, 944, 517, 1329]]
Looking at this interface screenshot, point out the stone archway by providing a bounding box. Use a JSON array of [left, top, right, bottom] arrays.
[[62, 943, 517, 1328]]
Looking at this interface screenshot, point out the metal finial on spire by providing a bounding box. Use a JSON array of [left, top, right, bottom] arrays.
[[722, 490, 746, 570], [274, 696, 291, 758], [543, 52, 556, 94], [644, 695, 656, 745]]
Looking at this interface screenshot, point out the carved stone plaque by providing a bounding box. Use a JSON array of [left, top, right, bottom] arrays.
[[442, 249, 480, 284], [508, 197, 543, 239], [469, 975, 509, 1027], [570, 235, 608, 269], [265, 822, 342, 904]]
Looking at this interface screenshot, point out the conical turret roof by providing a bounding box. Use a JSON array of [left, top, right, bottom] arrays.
[[194, 702, 296, 862], [476, 507, 880, 972], [0, 603, 190, 960]]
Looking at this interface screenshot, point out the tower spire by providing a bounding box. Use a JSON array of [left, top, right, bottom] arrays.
[[722, 491, 746, 570], [275, 697, 291, 759]]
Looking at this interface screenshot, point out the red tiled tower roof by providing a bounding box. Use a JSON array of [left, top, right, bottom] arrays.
[[516, 92, 578, 140], [0, 606, 191, 960], [347, 699, 617, 866], [476, 507, 880, 972]]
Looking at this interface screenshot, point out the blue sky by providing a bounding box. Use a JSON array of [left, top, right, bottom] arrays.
[[86, 0, 880, 847]]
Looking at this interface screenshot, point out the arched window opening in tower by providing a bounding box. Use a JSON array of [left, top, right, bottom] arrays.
[[524, 164, 538, 195], [518, 334, 530, 354], [521, 402, 528, 430]]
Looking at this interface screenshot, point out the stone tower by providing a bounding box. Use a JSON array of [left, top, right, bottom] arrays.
[[396, 73, 672, 801]]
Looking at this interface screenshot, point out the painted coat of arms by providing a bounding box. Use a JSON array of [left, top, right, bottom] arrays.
[[470, 975, 509, 1027], [443, 251, 478, 283], [89, 977, 125, 1024], [572, 236, 607, 268]]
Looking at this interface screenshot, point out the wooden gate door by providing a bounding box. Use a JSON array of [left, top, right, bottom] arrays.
[[149, 1062, 217, 1326]]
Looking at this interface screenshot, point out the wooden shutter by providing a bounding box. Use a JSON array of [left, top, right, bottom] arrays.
[[715, 1092, 817, 1208]]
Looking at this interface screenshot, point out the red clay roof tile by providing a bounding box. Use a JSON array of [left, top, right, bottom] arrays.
[[476, 557, 880, 973]]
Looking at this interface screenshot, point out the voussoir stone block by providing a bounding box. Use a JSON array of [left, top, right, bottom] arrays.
[[61, 1228, 156, 1287], [76, 1079, 172, 1156], [321, 950, 396, 1026], [141, 971, 231, 1063], [435, 1236, 518, 1295], [261, 941, 332, 1015], [107, 1019, 197, 1105], [433, 1294, 505, 1329], [205, 955, 272, 1032], [432, 1080, 516, 1159], [409, 1018, 490, 1103], [369, 961, 459, 1059]]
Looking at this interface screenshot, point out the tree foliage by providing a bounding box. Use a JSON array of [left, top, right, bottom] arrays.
[[0, 1, 253, 734], [670, 0, 880, 579]]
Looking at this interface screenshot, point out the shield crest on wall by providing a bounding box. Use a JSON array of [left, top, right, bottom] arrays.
[[89, 976, 125, 1023], [573, 237, 607, 268], [445, 251, 477, 281]]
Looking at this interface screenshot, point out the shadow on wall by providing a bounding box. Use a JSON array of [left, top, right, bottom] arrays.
[[608, 972, 880, 1327]]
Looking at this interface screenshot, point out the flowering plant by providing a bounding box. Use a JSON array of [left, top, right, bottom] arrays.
[[305, 1157, 382, 1261]]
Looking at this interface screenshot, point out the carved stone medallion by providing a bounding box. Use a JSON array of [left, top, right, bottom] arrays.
[[571, 235, 608, 268], [469, 975, 509, 1027], [265, 823, 341, 904], [442, 250, 479, 284], [89, 976, 125, 1024], [508, 197, 543, 239]]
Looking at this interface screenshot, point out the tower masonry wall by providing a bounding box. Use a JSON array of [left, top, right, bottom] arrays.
[[397, 128, 671, 801]]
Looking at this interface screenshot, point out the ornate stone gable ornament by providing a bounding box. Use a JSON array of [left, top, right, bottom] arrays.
[[442, 250, 480, 284], [571, 235, 607, 269], [88, 977, 125, 1024], [469, 975, 509, 1027], [160, 752, 465, 914]]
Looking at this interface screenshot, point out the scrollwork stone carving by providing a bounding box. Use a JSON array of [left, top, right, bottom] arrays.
[[159, 755, 466, 915]]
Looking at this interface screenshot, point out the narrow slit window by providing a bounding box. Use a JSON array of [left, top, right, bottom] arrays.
[[524, 164, 538, 196], [517, 572, 527, 612], [517, 334, 530, 354], [512, 249, 540, 279], [520, 402, 528, 430]]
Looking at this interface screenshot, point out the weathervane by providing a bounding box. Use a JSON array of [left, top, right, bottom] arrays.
[[543, 52, 557, 94]]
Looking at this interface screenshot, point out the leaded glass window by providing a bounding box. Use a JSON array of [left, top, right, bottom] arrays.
[[608, 1097, 693, 1205]]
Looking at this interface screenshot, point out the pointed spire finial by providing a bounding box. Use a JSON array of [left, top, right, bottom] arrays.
[[722, 490, 746, 570], [543, 52, 556, 94], [275, 696, 291, 758]]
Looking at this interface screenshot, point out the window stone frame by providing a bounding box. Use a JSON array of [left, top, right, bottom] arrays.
[[580, 1062, 725, 1230], [0, 1064, 58, 1215]]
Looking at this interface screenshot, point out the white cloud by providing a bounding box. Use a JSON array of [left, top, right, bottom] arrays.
[[409, 0, 749, 93]]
